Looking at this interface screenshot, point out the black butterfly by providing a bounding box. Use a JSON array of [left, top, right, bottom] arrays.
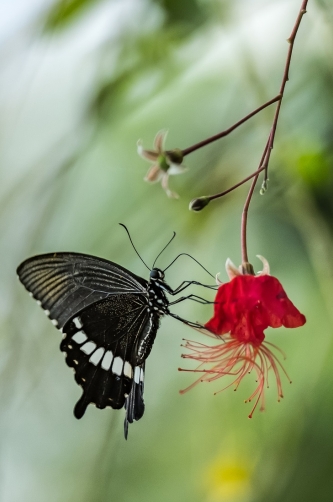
[[17, 229, 213, 438]]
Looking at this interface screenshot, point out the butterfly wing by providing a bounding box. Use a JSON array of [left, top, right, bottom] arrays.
[[60, 294, 160, 421], [17, 253, 160, 434], [124, 365, 145, 439], [17, 252, 148, 328]]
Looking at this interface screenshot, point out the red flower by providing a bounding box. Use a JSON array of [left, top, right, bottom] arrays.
[[180, 257, 306, 417]]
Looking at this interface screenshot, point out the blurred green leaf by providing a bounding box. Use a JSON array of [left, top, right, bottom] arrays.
[[154, 0, 204, 27], [88, 29, 185, 120], [297, 151, 330, 188], [43, 0, 101, 31]]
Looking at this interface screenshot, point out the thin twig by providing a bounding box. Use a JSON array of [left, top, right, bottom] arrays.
[[189, 161, 269, 212], [200, 164, 268, 204], [263, 1, 309, 180], [241, 136, 271, 263], [240, 0, 308, 263], [181, 95, 281, 157]]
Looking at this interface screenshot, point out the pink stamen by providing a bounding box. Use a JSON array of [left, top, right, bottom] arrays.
[[180, 336, 290, 416]]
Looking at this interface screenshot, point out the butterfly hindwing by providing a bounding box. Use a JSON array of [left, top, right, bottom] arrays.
[[124, 366, 145, 439], [60, 294, 160, 418], [17, 253, 148, 329]]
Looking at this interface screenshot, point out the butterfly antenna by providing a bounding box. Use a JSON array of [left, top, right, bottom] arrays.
[[152, 232, 176, 268], [163, 253, 215, 279], [119, 224, 150, 271]]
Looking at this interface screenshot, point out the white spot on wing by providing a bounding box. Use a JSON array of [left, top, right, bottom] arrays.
[[51, 319, 58, 327], [112, 357, 123, 376], [124, 362, 133, 379], [36, 300, 42, 306], [44, 309, 50, 316], [89, 347, 105, 366], [140, 368, 144, 382], [80, 341, 96, 355], [134, 366, 140, 384], [101, 351, 113, 370], [72, 331, 87, 344], [73, 317, 83, 329]]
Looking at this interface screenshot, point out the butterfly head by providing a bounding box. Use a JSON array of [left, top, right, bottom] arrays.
[[149, 268, 165, 281], [149, 267, 172, 295]]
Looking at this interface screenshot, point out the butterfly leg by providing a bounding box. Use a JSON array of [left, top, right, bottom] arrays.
[[169, 294, 214, 306], [169, 280, 217, 295], [168, 312, 205, 329]]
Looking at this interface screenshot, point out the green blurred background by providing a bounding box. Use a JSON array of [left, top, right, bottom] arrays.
[[1, 0, 333, 500]]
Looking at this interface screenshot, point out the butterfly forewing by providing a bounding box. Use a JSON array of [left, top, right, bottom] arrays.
[[17, 253, 148, 328]]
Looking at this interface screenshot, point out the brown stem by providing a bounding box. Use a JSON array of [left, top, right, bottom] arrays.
[[241, 137, 271, 263], [208, 164, 267, 202], [263, 1, 308, 178], [241, 0, 308, 264], [181, 95, 281, 157]]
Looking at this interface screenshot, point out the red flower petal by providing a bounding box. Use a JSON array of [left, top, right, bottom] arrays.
[[205, 274, 306, 345], [253, 275, 306, 329]]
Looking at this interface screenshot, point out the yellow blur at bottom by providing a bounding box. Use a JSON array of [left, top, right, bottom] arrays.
[[204, 457, 253, 502]]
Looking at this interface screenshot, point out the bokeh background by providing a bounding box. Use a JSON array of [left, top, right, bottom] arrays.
[[1, 0, 332, 501]]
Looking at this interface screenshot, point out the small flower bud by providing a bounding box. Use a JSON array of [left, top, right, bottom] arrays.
[[260, 179, 269, 195], [166, 148, 184, 165], [189, 196, 210, 212]]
